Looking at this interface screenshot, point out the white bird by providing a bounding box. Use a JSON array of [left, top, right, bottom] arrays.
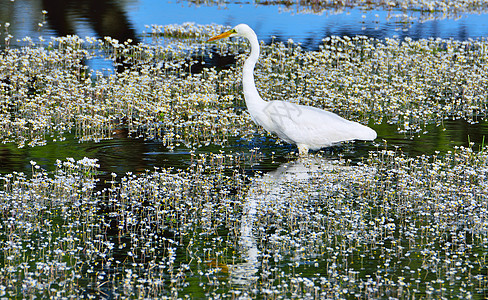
[[208, 24, 377, 155]]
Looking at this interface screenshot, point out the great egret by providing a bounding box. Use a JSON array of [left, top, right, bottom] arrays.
[[208, 24, 377, 155]]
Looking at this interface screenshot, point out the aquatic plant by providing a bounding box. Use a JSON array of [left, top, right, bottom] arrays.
[[0, 23, 487, 298], [0, 146, 487, 298], [1, 24, 488, 150]]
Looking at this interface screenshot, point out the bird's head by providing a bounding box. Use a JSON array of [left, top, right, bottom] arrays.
[[207, 24, 253, 42]]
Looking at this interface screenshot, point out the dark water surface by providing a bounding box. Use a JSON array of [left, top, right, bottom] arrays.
[[1, 118, 487, 177], [2, 0, 488, 51]]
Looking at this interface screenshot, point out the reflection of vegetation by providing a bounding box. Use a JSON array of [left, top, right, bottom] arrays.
[[181, 0, 488, 20], [256, 0, 488, 12]]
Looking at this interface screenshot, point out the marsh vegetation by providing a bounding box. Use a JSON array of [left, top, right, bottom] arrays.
[[0, 18, 487, 299]]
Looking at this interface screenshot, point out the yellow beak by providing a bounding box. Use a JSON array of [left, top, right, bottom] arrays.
[[207, 29, 235, 42]]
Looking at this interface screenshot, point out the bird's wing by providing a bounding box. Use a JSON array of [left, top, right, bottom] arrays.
[[264, 101, 375, 148]]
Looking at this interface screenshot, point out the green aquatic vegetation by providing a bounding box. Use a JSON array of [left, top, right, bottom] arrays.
[[2, 26, 488, 149], [2, 22, 488, 151], [0, 19, 487, 299], [0, 147, 487, 298]]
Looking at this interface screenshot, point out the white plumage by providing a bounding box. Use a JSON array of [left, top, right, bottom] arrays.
[[208, 24, 377, 155]]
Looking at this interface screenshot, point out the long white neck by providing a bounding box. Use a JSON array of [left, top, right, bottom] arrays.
[[242, 32, 266, 113]]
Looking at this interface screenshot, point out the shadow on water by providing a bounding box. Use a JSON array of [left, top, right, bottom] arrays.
[[40, 0, 138, 43], [40, 0, 139, 72]]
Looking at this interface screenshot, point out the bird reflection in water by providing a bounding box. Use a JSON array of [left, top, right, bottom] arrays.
[[229, 156, 365, 285]]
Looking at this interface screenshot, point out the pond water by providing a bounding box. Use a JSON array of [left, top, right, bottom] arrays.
[[1, 118, 487, 177], [0, 1, 488, 299], [2, 0, 488, 50]]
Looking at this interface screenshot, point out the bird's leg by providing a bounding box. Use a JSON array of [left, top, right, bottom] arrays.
[[297, 144, 309, 156]]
